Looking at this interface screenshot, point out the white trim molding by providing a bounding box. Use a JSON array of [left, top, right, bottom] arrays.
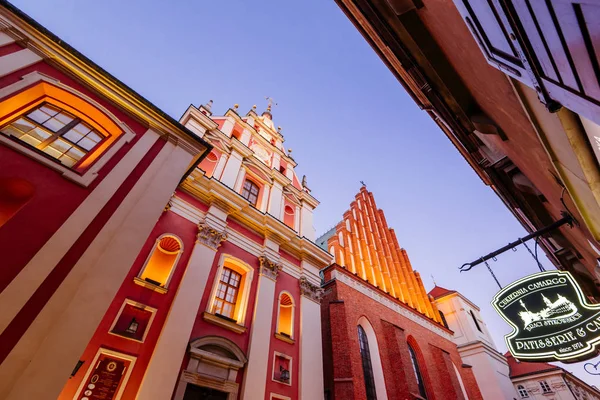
[[0, 71, 135, 187], [332, 270, 452, 340]]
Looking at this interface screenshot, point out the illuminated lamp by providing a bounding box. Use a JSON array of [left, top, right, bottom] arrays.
[[125, 318, 139, 334], [279, 366, 290, 382]]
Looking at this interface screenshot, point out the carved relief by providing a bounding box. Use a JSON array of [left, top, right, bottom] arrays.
[[258, 256, 282, 281], [299, 277, 323, 303], [197, 223, 227, 250]]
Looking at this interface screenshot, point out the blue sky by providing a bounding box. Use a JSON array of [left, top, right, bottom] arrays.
[[14, 0, 599, 384]]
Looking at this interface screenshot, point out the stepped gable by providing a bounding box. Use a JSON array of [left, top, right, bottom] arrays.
[[325, 186, 442, 323]]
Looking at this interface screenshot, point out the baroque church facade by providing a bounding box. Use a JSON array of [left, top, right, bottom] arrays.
[[0, 2, 493, 399]]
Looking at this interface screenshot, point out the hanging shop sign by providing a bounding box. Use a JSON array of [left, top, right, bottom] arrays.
[[492, 270, 600, 362]]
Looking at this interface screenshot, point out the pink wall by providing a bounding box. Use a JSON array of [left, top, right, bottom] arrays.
[[265, 271, 301, 399], [60, 210, 198, 399]]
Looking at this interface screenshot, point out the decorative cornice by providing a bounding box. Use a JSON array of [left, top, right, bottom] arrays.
[[258, 256, 282, 281], [331, 270, 452, 339], [197, 223, 227, 250], [299, 276, 324, 304]]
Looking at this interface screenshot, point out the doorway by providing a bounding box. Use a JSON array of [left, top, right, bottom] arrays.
[[183, 384, 228, 400]]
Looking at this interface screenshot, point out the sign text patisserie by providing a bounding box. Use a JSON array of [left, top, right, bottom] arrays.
[[492, 270, 600, 362]]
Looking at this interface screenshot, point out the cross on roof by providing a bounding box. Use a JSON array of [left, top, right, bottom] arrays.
[[265, 96, 278, 111]]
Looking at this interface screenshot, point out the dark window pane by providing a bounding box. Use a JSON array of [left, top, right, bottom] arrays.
[[357, 325, 377, 400], [409, 344, 427, 399], [212, 267, 242, 320], [439, 311, 449, 329], [241, 180, 260, 206], [470, 310, 482, 332]]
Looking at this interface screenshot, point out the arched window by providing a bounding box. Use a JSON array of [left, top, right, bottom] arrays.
[[357, 317, 388, 399], [408, 343, 428, 399], [358, 325, 377, 400], [138, 235, 183, 289], [1, 103, 105, 168], [0, 177, 34, 227], [539, 381, 551, 394], [284, 205, 295, 229], [277, 292, 294, 339], [517, 385, 528, 398], [452, 362, 469, 400], [241, 179, 259, 206]]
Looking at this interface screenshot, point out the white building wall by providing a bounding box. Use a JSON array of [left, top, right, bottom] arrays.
[[460, 347, 518, 400], [513, 373, 574, 400], [435, 293, 517, 400]]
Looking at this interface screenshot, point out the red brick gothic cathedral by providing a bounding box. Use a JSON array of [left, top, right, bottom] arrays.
[[318, 187, 482, 400]]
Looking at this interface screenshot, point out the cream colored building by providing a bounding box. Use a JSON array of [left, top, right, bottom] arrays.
[[506, 352, 600, 400]]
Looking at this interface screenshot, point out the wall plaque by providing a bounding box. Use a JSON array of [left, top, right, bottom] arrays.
[[77, 354, 130, 400], [492, 270, 600, 362]]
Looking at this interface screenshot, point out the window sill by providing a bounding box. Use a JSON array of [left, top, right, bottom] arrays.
[[133, 277, 168, 294], [274, 333, 295, 344], [108, 331, 144, 343], [203, 312, 247, 334]]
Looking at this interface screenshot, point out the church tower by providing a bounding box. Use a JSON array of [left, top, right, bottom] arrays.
[[430, 285, 518, 399]]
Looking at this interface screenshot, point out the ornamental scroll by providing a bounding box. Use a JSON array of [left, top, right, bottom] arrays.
[[493, 270, 600, 362], [197, 223, 227, 250], [258, 256, 282, 281], [299, 276, 323, 304]]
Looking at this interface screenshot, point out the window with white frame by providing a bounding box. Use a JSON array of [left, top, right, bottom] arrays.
[[241, 179, 260, 206], [276, 292, 294, 339], [206, 256, 254, 327], [137, 235, 183, 290], [517, 384, 528, 398], [540, 380, 552, 393], [1, 103, 105, 168]]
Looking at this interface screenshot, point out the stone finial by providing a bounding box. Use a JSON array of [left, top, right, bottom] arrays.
[[200, 99, 213, 116], [258, 256, 282, 281], [277, 126, 282, 133], [299, 277, 323, 303], [197, 223, 227, 250], [302, 175, 311, 193], [252, 104, 257, 111], [233, 103, 239, 111], [287, 148, 292, 156]]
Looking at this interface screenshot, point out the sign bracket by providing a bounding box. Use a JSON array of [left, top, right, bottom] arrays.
[[460, 212, 574, 272]]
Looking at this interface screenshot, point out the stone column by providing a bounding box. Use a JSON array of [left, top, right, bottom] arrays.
[[136, 220, 227, 400], [220, 116, 235, 136], [212, 153, 228, 180], [233, 167, 246, 192], [268, 182, 283, 218], [259, 185, 271, 212], [299, 275, 325, 400], [220, 151, 243, 188], [240, 257, 281, 400]]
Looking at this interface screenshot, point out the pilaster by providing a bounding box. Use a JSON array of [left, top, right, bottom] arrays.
[[213, 153, 228, 180], [300, 203, 315, 241], [221, 150, 243, 188], [299, 275, 325, 400], [268, 182, 283, 218], [240, 256, 281, 400]]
